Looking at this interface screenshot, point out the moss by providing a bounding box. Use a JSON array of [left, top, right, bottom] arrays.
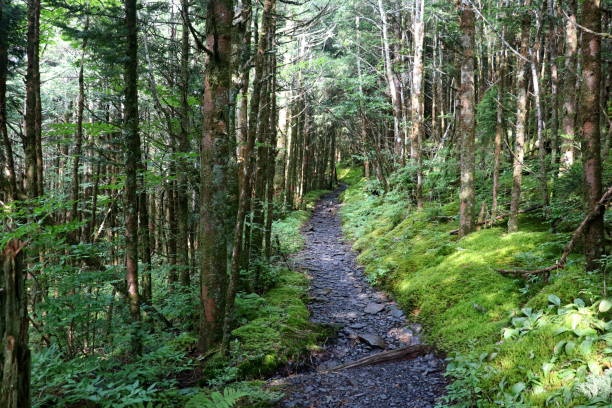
[[339, 171, 607, 407], [272, 189, 330, 254], [229, 269, 326, 378], [337, 163, 364, 185]]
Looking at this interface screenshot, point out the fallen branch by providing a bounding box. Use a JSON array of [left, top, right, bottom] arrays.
[[497, 186, 612, 278], [449, 205, 543, 235], [319, 344, 432, 373]]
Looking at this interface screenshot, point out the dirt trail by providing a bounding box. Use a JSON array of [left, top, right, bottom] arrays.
[[272, 187, 447, 408]]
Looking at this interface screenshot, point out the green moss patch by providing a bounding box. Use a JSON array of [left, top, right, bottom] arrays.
[[229, 269, 326, 378]]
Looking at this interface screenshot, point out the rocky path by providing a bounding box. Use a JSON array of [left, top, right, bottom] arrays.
[[272, 187, 447, 408]]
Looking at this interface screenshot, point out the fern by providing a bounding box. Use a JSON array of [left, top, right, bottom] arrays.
[[200, 387, 250, 408]]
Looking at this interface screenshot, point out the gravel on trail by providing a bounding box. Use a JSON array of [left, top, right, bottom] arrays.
[[271, 187, 447, 408]]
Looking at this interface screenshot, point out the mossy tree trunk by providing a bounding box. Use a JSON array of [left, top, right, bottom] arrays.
[[198, 0, 234, 353], [123, 0, 142, 355]]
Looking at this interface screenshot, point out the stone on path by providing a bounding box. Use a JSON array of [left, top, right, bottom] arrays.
[[364, 302, 386, 314], [357, 333, 387, 349]]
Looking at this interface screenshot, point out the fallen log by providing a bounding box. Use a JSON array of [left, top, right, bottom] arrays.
[[449, 205, 543, 235], [319, 344, 432, 373], [497, 186, 612, 278]]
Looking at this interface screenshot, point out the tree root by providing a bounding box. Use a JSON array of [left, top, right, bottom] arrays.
[[497, 186, 612, 278]]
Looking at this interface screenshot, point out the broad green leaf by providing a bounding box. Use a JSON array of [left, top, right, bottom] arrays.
[[565, 341, 576, 355], [510, 382, 526, 396], [578, 339, 593, 356], [599, 299, 612, 313], [548, 294, 561, 306]]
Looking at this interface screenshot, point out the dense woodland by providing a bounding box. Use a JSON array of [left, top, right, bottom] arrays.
[[0, 0, 610, 406]]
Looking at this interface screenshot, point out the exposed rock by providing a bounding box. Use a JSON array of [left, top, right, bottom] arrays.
[[357, 333, 387, 349], [388, 327, 414, 344], [364, 302, 386, 314]]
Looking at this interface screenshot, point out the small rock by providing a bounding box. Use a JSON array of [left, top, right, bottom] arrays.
[[364, 302, 386, 314], [409, 323, 423, 334], [357, 333, 387, 348], [389, 306, 405, 319], [388, 327, 413, 344], [350, 323, 366, 329]]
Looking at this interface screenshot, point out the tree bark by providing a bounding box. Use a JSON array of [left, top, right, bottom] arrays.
[[508, 1, 531, 233], [0, 241, 30, 408], [491, 45, 506, 221], [456, 0, 476, 237], [377, 0, 402, 157], [410, 0, 425, 208], [0, 2, 17, 200], [24, 0, 41, 198], [123, 0, 142, 355], [198, 0, 234, 353], [580, 0, 604, 272], [177, 0, 192, 287], [560, 0, 578, 170]]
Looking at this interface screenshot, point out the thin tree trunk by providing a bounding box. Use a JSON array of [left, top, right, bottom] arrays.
[[508, 1, 531, 233], [456, 0, 476, 237], [0, 3, 17, 200], [560, 0, 578, 170], [580, 0, 604, 272], [410, 0, 425, 208], [530, 14, 548, 208], [491, 46, 506, 220], [377, 0, 402, 156], [177, 0, 192, 287], [123, 0, 142, 355], [24, 0, 41, 198], [69, 18, 89, 239]]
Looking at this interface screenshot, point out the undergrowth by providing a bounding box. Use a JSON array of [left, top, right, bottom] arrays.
[[338, 164, 611, 407], [32, 190, 330, 408]]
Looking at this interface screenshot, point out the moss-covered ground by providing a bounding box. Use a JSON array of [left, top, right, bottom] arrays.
[[338, 166, 611, 407]]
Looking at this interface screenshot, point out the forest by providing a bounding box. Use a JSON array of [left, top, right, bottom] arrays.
[[0, 0, 610, 406]]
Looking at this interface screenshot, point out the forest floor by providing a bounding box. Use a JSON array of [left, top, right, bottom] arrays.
[[270, 186, 447, 408]]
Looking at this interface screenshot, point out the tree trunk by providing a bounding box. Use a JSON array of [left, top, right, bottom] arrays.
[[410, 0, 425, 208], [24, 0, 41, 198], [491, 46, 506, 220], [0, 2, 17, 200], [176, 0, 192, 287], [69, 18, 89, 240], [580, 0, 604, 272], [377, 0, 402, 157], [198, 0, 234, 353], [1, 241, 31, 408], [123, 0, 142, 355], [560, 0, 578, 170], [508, 1, 531, 233], [456, 0, 476, 237]]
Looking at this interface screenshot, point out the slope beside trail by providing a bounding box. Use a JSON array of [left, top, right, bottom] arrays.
[[272, 186, 447, 408]]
